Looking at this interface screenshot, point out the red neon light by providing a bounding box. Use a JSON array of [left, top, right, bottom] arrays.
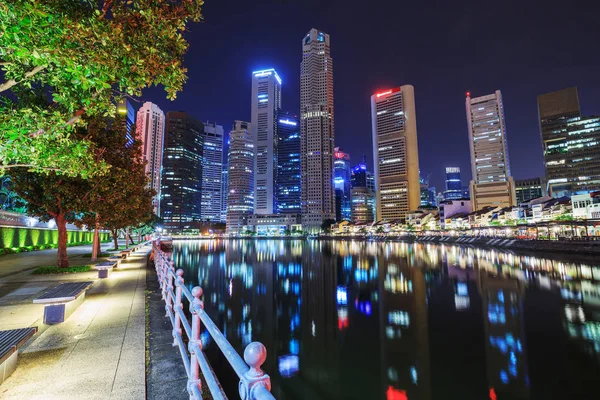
[[466, 91, 471, 97], [376, 87, 400, 98], [386, 386, 407, 400], [489, 388, 497, 400], [337, 316, 348, 330]]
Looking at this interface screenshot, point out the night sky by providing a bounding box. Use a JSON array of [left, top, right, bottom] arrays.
[[142, 0, 600, 191]]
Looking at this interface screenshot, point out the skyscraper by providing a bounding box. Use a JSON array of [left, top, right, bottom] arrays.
[[117, 98, 135, 146], [371, 85, 420, 222], [466, 91, 516, 210], [277, 112, 301, 214], [351, 157, 376, 221], [200, 121, 224, 222], [443, 167, 463, 200], [226, 121, 254, 234], [221, 166, 228, 223], [515, 177, 547, 204], [252, 69, 281, 215], [333, 147, 352, 221], [160, 112, 203, 232], [136, 101, 165, 214], [538, 87, 600, 196], [300, 28, 335, 231]]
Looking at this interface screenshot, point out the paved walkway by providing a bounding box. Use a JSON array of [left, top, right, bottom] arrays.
[[0, 243, 148, 399]]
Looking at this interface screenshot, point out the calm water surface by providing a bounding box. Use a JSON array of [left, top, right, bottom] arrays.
[[173, 239, 600, 400]]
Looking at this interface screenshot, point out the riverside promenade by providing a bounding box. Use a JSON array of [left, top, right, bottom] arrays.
[[0, 242, 148, 399]]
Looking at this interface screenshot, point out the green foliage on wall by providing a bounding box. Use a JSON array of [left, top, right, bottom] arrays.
[[0, 227, 109, 249]]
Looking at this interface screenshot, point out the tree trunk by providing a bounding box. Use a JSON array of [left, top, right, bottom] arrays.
[[125, 227, 130, 248], [91, 214, 100, 262], [56, 214, 70, 268], [112, 229, 118, 250]]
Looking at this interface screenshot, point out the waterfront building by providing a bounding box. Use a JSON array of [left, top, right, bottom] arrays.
[[572, 192, 600, 220], [226, 121, 254, 234], [245, 213, 302, 235], [300, 28, 336, 231], [515, 177, 547, 204], [220, 167, 228, 223], [334, 147, 352, 221], [117, 98, 135, 146], [160, 112, 203, 232], [439, 199, 472, 230], [538, 87, 600, 196], [136, 101, 165, 214], [371, 85, 420, 222], [277, 112, 302, 214], [252, 68, 282, 215], [444, 167, 463, 200], [351, 187, 375, 224], [466, 91, 516, 210], [200, 121, 224, 222]]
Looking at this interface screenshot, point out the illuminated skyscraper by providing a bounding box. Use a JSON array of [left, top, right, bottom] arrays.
[[136, 101, 165, 214], [220, 167, 228, 223], [252, 69, 282, 215], [200, 122, 224, 222], [117, 98, 135, 146], [277, 112, 301, 214], [371, 85, 420, 221], [466, 91, 516, 210], [226, 121, 254, 234], [444, 167, 463, 200], [160, 112, 203, 232], [300, 29, 335, 231], [538, 87, 600, 196], [334, 147, 352, 221]]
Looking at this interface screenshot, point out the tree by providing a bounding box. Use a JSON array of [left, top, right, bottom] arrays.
[[0, 0, 202, 177], [0, 176, 27, 213], [321, 219, 336, 233]]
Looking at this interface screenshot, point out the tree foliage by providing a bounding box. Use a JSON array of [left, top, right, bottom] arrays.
[[0, 0, 203, 177]]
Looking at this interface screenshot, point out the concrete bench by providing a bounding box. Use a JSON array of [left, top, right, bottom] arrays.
[[33, 282, 94, 325], [107, 256, 122, 268], [0, 327, 37, 385], [93, 261, 117, 278], [120, 249, 133, 259]]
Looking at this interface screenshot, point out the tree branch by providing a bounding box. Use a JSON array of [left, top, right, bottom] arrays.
[[0, 164, 62, 171], [0, 65, 46, 93]]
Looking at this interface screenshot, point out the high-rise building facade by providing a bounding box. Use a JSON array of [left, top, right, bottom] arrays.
[[136, 102, 165, 214], [160, 112, 203, 232], [300, 28, 335, 230], [200, 122, 224, 222], [221, 166, 228, 223], [117, 98, 135, 146], [226, 121, 254, 234], [333, 147, 352, 221], [466, 91, 516, 210], [538, 87, 600, 196], [351, 187, 375, 224], [515, 177, 547, 204], [276, 112, 301, 214], [371, 85, 420, 222], [252, 69, 282, 215], [444, 167, 463, 200]]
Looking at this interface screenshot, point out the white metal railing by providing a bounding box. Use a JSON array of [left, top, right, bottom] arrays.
[[152, 239, 275, 400]]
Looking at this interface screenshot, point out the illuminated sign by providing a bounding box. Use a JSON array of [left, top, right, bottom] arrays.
[[386, 387, 408, 400], [253, 68, 282, 85], [279, 118, 297, 126], [375, 87, 400, 98], [336, 286, 347, 305]]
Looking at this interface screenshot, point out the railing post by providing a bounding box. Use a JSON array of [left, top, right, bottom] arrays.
[[173, 269, 184, 347], [188, 286, 203, 398], [165, 261, 174, 317], [239, 342, 271, 400]]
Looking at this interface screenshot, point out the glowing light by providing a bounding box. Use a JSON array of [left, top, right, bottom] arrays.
[[336, 286, 347, 305], [386, 386, 408, 400], [278, 354, 299, 378], [467, 91, 471, 97], [252, 68, 282, 84], [376, 87, 400, 98], [279, 118, 297, 126]]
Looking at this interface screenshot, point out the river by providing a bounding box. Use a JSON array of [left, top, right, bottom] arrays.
[[172, 239, 600, 400]]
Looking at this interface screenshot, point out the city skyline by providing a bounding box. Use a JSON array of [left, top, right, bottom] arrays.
[[138, 0, 600, 192]]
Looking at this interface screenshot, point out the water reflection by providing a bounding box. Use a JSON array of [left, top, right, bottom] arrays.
[[173, 240, 600, 400]]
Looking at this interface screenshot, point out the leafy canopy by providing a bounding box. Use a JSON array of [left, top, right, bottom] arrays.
[[0, 0, 203, 177]]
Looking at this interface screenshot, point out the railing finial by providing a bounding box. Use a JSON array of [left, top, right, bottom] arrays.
[[192, 286, 203, 299], [244, 342, 267, 377]]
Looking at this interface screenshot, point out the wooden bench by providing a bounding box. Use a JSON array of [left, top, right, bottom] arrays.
[[33, 282, 94, 325], [120, 249, 133, 259], [0, 327, 37, 384], [107, 256, 122, 267], [93, 261, 117, 278]]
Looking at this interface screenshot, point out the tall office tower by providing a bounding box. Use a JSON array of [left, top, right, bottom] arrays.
[[220, 167, 228, 223], [351, 187, 375, 223], [160, 112, 203, 232], [251, 69, 281, 215], [333, 147, 352, 221], [538, 87, 600, 196], [371, 85, 420, 221], [300, 28, 335, 231], [226, 121, 254, 234], [136, 102, 165, 214], [466, 91, 516, 210], [515, 177, 547, 204], [444, 167, 463, 200], [276, 112, 302, 214], [117, 98, 135, 146], [200, 121, 224, 222]]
